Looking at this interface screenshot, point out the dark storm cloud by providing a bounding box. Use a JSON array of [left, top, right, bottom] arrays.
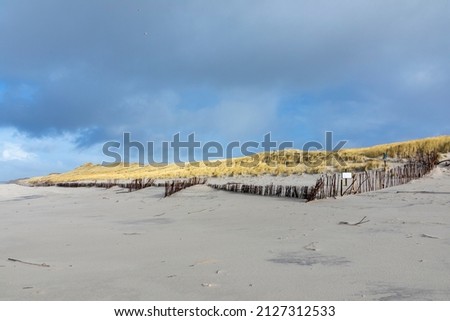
[[1, 0, 449, 145]]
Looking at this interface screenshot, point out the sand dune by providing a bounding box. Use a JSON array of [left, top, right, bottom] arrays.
[[1, 166, 450, 300], [25, 136, 450, 184]]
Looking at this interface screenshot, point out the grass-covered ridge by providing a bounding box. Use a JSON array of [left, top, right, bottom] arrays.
[[26, 135, 450, 184]]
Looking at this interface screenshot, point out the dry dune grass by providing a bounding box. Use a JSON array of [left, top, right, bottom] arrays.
[[348, 135, 450, 158], [27, 135, 450, 184]]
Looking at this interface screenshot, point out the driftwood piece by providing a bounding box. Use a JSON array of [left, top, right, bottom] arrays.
[[421, 234, 439, 239], [339, 216, 370, 226], [8, 258, 50, 268]]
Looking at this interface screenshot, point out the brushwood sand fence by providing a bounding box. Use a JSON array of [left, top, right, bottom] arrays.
[[207, 182, 313, 200], [311, 153, 437, 200], [208, 152, 439, 201], [35, 178, 156, 192], [164, 177, 207, 197], [31, 177, 207, 196], [30, 152, 439, 201]]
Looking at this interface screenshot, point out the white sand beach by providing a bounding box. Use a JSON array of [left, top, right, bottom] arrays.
[[1, 166, 449, 301]]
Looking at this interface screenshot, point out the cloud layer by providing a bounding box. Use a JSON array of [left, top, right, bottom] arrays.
[[1, 0, 449, 180]]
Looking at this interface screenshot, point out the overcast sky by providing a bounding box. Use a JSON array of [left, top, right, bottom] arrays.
[[1, 0, 449, 180]]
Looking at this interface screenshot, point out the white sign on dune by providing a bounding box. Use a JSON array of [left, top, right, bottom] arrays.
[[342, 172, 352, 179]]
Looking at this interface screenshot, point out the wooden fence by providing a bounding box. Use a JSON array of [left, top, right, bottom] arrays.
[[207, 182, 313, 200], [31, 152, 439, 201], [209, 152, 439, 202], [35, 178, 155, 192], [311, 152, 438, 200], [32, 177, 208, 197], [164, 177, 208, 197]]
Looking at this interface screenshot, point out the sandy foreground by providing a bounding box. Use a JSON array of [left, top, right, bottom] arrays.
[[1, 167, 449, 301]]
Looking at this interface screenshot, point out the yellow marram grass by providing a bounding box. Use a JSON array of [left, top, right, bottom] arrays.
[[27, 135, 450, 184]]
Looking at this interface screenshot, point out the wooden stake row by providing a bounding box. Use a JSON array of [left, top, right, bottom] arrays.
[[35, 178, 156, 192], [164, 177, 208, 197], [209, 152, 439, 202], [314, 152, 438, 200], [207, 182, 312, 200], [31, 152, 438, 202]]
